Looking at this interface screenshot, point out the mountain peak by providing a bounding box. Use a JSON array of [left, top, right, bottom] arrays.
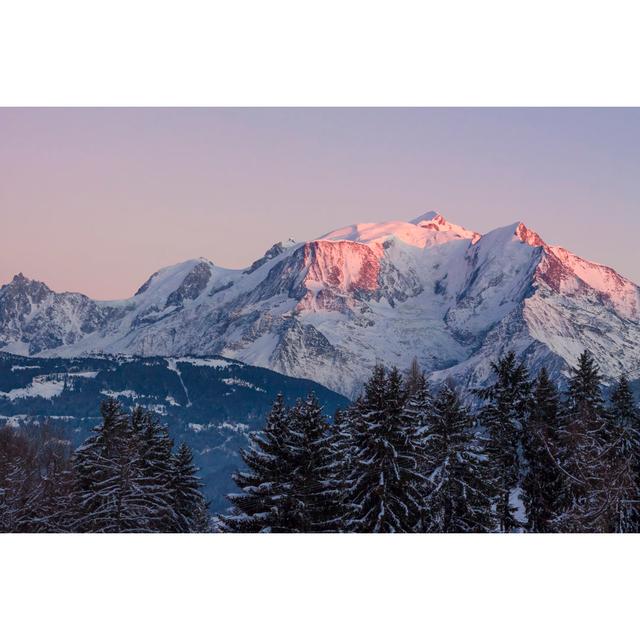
[[4, 273, 50, 292], [480, 221, 546, 250], [320, 211, 480, 249], [514, 221, 546, 247], [409, 211, 441, 225], [409, 211, 481, 243], [11, 272, 30, 284], [244, 238, 297, 274]]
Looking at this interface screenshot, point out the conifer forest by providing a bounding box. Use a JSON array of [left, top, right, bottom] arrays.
[[3, 350, 638, 533]]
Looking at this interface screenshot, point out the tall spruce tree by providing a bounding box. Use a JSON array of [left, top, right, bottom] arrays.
[[557, 351, 612, 532], [326, 404, 361, 532], [521, 368, 565, 532], [132, 407, 177, 531], [478, 352, 530, 532], [423, 382, 495, 532], [607, 375, 640, 532], [72, 400, 151, 533], [171, 442, 211, 532], [402, 368, 433, 436], [220, 394, 301, 532], [286, 393, 342, 532], [342, 365, 427, 533]]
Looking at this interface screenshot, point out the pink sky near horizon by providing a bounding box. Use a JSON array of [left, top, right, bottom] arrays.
[[1, 108, 639, 299]]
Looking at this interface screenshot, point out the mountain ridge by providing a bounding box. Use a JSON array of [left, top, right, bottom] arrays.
[[2, 211, 639, 396]]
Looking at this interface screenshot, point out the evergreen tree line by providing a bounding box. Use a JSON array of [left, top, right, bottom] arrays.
[[0, 399, 209, 533], [220, 351, 640, 533]]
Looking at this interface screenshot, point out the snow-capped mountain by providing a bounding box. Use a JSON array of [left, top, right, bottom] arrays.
[[2, 212, 640, 396]]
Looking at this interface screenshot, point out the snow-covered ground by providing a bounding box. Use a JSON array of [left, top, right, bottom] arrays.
[[0, 376, 66, 400]]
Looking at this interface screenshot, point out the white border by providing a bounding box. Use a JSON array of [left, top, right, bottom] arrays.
[[1, 0, 640, 106], [2, 533, 639, 640]]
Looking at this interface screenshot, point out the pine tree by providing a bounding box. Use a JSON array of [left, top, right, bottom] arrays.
[[72, 399, 151, 533], [402, 369, 433, 526], [220, 394, 301, 532], [521, 368, 565, 532], [607, 375, 640, 532], [556, 351, 612, 532], [343, 365, 427, 533], [171, 442, 210, 532], [132, 407, 177, 531], [326, 404, 361, 531], [287, 393, 342, 532], [477, 352, 530, 532], [423, 382, 495, 533], [403, 368, 433, 435]]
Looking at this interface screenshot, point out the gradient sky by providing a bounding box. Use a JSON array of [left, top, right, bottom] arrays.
[[1, 108, 639, 299]]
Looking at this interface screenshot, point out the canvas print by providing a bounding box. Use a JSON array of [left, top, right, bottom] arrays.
[[1, 107, 639, 533]]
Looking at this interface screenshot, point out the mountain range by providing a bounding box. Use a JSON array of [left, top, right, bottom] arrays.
[[2, 211, 639, 397]]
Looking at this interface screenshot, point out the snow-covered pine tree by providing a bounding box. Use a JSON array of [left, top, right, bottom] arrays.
[[220, 394, 301, 532], [343, 365, 426, 533], [556, 351, 612, 532], [171, 442, 211, 532], [477, 352, 531, 532], [402, 368, 433, 526], [131, 407, 177, 531], [423, 382, 495, 533], [521, 368, 566, 532], [286, 392, 343, 532], [607, 375, 640, 532], [324, 403, 362, 532], [72, 399, 152, 533], [403, 368, 432, 438]]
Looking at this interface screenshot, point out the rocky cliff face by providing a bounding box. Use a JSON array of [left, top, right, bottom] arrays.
[[0, 273, 119, 354], [2, 212, 639, 397]]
